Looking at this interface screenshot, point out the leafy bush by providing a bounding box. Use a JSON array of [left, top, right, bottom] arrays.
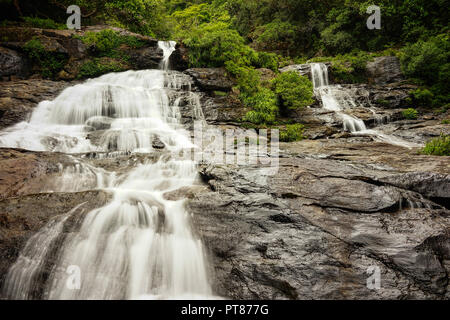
[[400, 35, 449, 85], [402, 108, 419, 120], [103, 0, 171, 37], [78, 58, 126, 78], [421, 134, 450, 156], [235, 67, 261, 96], [183, 22, 256, 69], [23, 38, 67, 78], [272, 71, 314, 112], [309, 51, 374, 83], [243, 88, 278, 124], [280, 124, 305, 142], [252, 19, 298, 53], [22, 17, 65, 29], [410, 88, 434, 107], [79, 29, 145, 56]]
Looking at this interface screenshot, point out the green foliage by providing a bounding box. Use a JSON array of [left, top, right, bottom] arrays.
[[103, 0, 171, 38], [309, 51, 374, 83], [280, 124, 305, 142], [402, 108, 419, 120], [183, 22, 255, 69], [80, 29, 145, 56], [400, 35, 449, 85], [22, 17, 66, 29], [272, 71, 314, 111], [252, 19, 298, 53], [410, 88, 434, 107], [23, 38, 66, 78], [441, 119, 450, 125], [421, 134, 450, 156], [78, 58, 126, 78], [243, 88, 278, 125]]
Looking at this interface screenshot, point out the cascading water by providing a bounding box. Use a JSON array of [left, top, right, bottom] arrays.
[[311, 63, 367, 133], [158, 41, 177, 71], [310, 63, 420, 148], [1, 41, 213, 299]]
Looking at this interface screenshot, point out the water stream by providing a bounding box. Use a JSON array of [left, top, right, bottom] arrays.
[[1, 41, 213, 299], [310, 63, 421, 148]]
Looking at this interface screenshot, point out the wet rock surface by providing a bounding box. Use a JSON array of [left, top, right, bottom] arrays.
[[0, 79, 71, 129], [366, 56, 403, 85], [0, 190, 111, 297], [0, 47, 29, 79], [189, 141, 449, 299], [0, 39, 448, 300], [0, 148, 73, 200], [0, 25, 188, 80], [185, 68, 234, 92]]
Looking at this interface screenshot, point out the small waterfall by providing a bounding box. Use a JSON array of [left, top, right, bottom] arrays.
[[310, 63, 420, 148], [311, 63, 367, 133], [311, 63, 329, 88], [158, 41, 177, 71], [1, 42, 213, 299]]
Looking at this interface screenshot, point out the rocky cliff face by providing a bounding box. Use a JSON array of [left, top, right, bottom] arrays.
[[0, 27, 448, 300], [0, 25, 188, 81]]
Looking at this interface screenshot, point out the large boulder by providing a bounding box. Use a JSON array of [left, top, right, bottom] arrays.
[[0, 79, 71, 129], [188, 149, 450, 299], [279, 64, 312, 77], [366, 56, 403, 85], [0, 25, 184, 80], [0, 190, 111, 298], [0, 47, 28, 78], [185, 68, 234, 92]]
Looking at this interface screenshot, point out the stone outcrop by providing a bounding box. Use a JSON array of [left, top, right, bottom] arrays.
[[0, 190, 111, 296], [0, 27, 448, 301], [0, 148, 73, 200], [0, 25, 187, 80], [366, 56, 403, 85], [0, 47, 29, 79], [0, 79, 71, 129], [185, 68, 234, 92], [188, 140, 450, 299]]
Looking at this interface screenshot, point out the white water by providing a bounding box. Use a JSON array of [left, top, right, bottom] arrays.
[[158, 41, 177, 71], [2, 41, 213, 299], [310, 63, 420, 148]]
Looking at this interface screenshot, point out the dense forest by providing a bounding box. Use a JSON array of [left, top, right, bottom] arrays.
[[1, 0, 449, 147]]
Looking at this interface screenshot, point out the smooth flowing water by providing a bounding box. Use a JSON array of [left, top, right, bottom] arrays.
[[1, 41, 213, 299], [310, 63, 420, 148]]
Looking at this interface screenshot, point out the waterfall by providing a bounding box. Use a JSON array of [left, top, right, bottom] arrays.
[[310, 63, 420, 148], [311, 63, 367, 133], [158, 41, 177, 71], [1, 42, 213, 299]]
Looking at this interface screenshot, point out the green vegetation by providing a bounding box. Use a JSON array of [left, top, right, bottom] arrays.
[[280, 124, 305, 142], [22, 16, 66, 29], [78, 58, 126, 78], [1, 0, 448, 129], [23, 37, 67, 78], [400, 34, 449, 108], [78, 29, 145, 58], [402, 108, 419, 120], [272, 71, 314, 112], [308, 51, 384, 83], [421, 134, 450, 156]]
